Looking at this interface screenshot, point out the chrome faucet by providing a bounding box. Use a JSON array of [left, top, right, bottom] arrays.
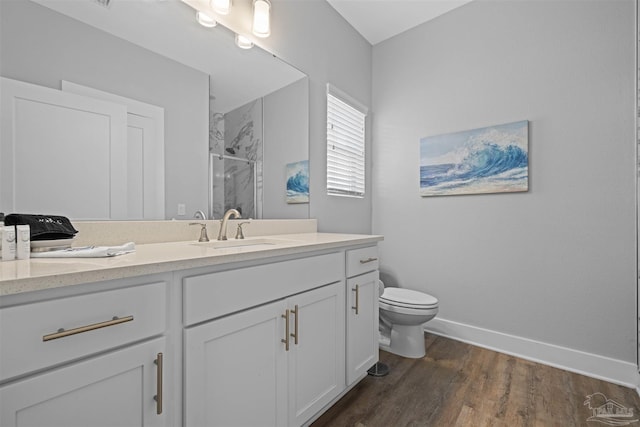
[[217, 209, 241, 240]]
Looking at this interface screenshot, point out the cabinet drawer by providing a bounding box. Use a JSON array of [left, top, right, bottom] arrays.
[[183, 252, 343, 326], [0, 282, 166, 382], [346, 246, 379, 278]]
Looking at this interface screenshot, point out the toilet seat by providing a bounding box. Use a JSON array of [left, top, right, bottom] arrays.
[[380, 287, 438, 310]]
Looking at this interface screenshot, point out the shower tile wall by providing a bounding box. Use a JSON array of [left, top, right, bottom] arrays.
[[210, 98, 263, 219], [210, 103, 225, 219]]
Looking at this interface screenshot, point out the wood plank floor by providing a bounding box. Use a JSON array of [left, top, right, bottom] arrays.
[[312, 334, 640, 427]]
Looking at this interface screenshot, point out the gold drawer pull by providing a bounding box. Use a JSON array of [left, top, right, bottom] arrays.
[[359, 257, 378, 264], [290, 305, 299, 345], [281, 309, 290, 351], [352, 285, 360, 315], [154, 352, 163, 415], [42, 315, 134, 342]]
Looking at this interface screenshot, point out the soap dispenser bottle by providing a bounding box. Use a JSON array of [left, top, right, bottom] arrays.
[[2, 221, 16, 261], [16, 225, 30, 259]]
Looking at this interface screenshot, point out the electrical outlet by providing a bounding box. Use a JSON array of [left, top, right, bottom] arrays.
[[178, 204, 186, 216]]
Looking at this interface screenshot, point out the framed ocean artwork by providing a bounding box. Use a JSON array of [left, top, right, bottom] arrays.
[[420, 120, 529, 197], [286, 160, 309, 203]]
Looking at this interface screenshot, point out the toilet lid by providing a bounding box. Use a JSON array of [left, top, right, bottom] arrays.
[[380, 287, 438, 308]]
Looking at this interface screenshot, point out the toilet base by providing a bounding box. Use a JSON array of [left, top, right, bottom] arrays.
[[379, 324, 426, 358]]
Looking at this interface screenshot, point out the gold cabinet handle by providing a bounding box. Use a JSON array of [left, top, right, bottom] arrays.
[[42, 315, 134, 342], [360, 257, 378, 264], [281, 309, 290, 351], [154, 352, 163, 415], [352, 285, 360, 315], [290, 305, 299, 345]]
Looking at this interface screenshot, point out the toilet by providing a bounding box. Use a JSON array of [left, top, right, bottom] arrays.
[[378, 281, 439, 358]]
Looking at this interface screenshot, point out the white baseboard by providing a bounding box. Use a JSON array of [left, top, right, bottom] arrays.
[[424, 317, 639, 389]]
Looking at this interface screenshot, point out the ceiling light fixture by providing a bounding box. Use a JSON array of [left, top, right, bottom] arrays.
[[196, 11, 217, 28], [235, 34, 254, 49], [252, 0, 271, 38], [211, 0, 231, 15]]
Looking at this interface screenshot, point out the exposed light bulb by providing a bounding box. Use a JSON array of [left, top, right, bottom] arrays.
[[196, 11, 217, 28], [210, 0, 231, 15], [252, 0, 270, 38], [235, 34, 253, 49]]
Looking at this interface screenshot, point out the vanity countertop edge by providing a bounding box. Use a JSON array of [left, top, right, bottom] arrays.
[[0, 233, 383, 296]]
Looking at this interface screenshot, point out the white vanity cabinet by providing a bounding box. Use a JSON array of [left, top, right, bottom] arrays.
[[345, 246, 380, 385], [0, 337, 166, 427], [183, 252, 345, 427], [0, 232, 383, 427], [0, 280, 169, 427]]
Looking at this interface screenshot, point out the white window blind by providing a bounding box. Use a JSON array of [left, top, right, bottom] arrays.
[[326, 86, 367, 198]]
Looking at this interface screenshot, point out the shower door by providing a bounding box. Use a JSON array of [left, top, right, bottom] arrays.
[[209, 153, 261, 220]]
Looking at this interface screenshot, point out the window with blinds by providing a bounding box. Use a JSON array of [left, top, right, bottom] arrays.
[[326, 86, 367, 198]]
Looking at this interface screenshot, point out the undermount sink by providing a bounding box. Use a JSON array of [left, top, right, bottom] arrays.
[[191, 238, 292, 250]]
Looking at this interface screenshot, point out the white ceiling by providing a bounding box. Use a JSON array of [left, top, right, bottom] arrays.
[[326, 0, 474, 45]]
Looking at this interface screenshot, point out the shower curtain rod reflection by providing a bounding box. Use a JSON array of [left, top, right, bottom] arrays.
[[217, 153, 255, 164]]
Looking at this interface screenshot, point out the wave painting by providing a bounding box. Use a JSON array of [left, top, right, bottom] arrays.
[[286, 160, 309, 204], [420, 120, 529, 196]]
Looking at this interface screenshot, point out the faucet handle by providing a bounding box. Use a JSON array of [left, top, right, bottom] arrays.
[[189, 222, 210, 242], [235, 222, 250, 240]]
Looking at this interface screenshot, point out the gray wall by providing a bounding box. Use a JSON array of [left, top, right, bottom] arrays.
[[372, 0, 636, 363], [228, 0, 373, 233], [5, 0, 635, 368], [275, 2, 372, 234], [263, 78, 310, 219], [0, 0, 209, 220]]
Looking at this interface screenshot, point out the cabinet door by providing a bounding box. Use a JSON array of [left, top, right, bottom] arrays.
[[184, 299, 288, 427], [288, 281, 346, 426], [346, 271, 379, 385], [0, 337, 166, 427]]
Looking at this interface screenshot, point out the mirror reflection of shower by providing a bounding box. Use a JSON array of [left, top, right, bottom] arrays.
[[209, 96, 263, 220]]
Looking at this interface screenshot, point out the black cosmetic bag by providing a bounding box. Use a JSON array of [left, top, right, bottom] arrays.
[[4, 214, 78, 241]]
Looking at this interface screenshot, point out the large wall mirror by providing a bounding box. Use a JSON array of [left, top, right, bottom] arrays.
[[0, 0, 309, 221]]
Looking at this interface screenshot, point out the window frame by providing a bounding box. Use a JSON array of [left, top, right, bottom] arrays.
[[326, 84, 368, 198]]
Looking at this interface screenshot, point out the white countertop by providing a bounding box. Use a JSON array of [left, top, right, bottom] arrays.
[[0, 233, 383, 296]]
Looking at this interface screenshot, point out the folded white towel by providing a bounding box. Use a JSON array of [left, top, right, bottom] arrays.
[[31, 242, 136, 258]]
